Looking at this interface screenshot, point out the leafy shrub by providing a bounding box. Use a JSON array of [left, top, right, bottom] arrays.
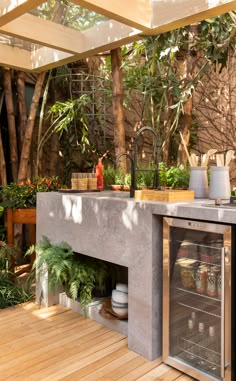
[[0, 273, 34, 309], [0, 176, 65, 209], [0, 241, 34, 309], [159, 162, 190, 189]]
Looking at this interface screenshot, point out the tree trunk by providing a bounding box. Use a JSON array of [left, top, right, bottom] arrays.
[[161, 90, 174, 165], [0, 93, 7, 186], [49, 133, 59, 176], [177, 24, 198, 165], [3, 68, 18, 182], [111, 48, 127, 173], [178, 98, 192, 165], [17, 71, 27, 152], [18, 72, 46, 183]]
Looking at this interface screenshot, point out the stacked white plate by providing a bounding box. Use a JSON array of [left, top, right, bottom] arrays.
[[111, 283, 128, 317]]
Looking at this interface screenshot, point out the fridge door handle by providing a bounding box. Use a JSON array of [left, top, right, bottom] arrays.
[[222, 246, 231, 378], [221, 247, 225, 378]]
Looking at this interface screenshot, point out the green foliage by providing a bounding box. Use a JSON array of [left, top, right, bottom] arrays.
[[0, 241, 34, 309], [0, 177, 64, 209], [136, 162, 156, 189], [200, 12, 236, 71], [104, 162, 189, 189], [0, 241, 19, 272], [159, 162, 190, 189], [231, 188, 236, 196], [31, 236, 111, 307], [103, 166, 131, 188], [0, 273, 34, 309], [99, 15, 236, 162], [47, 96, 91, 153]]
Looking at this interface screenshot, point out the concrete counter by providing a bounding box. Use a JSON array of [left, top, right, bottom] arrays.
[[36, 191, 236, 360]]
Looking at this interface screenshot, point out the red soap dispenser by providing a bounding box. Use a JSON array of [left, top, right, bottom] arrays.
[[96, 158, 104, 190]]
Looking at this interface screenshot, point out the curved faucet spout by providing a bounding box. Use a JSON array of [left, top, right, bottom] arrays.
[[116, 153, 135, 198], [133, 126, 160, 189]]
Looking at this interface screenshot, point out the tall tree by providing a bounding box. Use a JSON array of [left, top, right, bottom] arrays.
[[177, 24, 199, 165], [16, 71, 27, 152], [18, 72, 45, 183], [3, 68, 18, 182], [111, 48, 127, 173], [0, 93, 7, 186]]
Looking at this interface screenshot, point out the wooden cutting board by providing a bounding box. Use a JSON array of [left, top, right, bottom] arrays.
[[135, 189, 195, 202]]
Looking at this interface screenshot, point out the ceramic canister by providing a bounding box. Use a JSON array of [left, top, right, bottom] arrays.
[[189, 166, 209, 198], [209, 166, 231, 200]]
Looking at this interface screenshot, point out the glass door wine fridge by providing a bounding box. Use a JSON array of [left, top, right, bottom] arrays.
[[163, 217, 231, 381]]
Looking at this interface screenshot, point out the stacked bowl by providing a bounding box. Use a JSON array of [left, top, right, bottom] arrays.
[[111, 283, 128, 318]]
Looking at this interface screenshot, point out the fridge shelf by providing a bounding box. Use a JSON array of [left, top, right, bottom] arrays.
[[176, 255, 221, 267], [174, 286, 221, 303], [179, 336, 220, 362], [173, 288, 221, 317], [176, 346, 221, 376], [176, 301, 221, 318]]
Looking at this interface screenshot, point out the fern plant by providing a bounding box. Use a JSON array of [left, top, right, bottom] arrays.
[[0, 273, 34, 309], [0, 241, 19, 272], [30, 236, 110, 307], [0, 241, 34, 309]]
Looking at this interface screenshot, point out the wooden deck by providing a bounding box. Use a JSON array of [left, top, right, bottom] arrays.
[[0, 303, 195, 381]]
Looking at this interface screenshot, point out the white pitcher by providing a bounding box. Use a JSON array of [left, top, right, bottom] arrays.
[[209, 166, 231, 199], [189, 167, 209, 198]]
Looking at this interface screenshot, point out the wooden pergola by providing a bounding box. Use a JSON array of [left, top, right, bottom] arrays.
[[1, 0, 236, 72]]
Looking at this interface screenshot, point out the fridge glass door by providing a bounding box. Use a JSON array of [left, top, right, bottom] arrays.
[[168, 226, 224, 379]]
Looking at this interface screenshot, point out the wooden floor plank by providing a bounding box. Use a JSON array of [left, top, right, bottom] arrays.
[[59, 347, 130, 381], [0, 328, 118, 379], [0, 302, 196, 381], [77, 352, 141, 381], [96, 356, 147, 381], [116, 358, 162, 381], [136, 363, 177, 380]]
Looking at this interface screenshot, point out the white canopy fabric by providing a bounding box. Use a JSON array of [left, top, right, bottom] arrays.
[[0, 0, 236, 72]]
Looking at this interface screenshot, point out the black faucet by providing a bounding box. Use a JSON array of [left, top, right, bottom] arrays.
[[116, 126, 160, 198], [133, 126, 160, 189], [116, 153, 136, 198]]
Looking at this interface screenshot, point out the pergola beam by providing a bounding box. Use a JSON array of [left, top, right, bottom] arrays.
[[149, 0, 236, 34], [82, 20, 140, 52], [72, 0, 152, 29], [0, 0, 44, 26], [0, 15, 141, 56], [31, 46, 73, 71], [0, 43, 32, 71], [0, 13, 87, 54], [1, 0, 236, 72]]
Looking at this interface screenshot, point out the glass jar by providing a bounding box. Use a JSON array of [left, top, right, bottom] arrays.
[[179, 260, 197, 290], [207, 266, 220, 297], [195, 265, 207, 294]]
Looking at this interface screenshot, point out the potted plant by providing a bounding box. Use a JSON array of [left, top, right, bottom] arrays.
[[104, 165, 130, 191], [0, 176, 64, 210], [29, 236, 112, 307], [0, 176, 65, 231]]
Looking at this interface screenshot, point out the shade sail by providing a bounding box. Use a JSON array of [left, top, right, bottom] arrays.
[[0, 0, 236, 72]]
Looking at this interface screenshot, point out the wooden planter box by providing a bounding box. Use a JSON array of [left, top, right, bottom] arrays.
[[135, 189, 195, 202], [7, 208, 36, 271]]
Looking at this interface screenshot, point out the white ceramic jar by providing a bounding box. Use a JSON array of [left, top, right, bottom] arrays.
[[209, 166, 231, 199], [189, 166, 209, 198]]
